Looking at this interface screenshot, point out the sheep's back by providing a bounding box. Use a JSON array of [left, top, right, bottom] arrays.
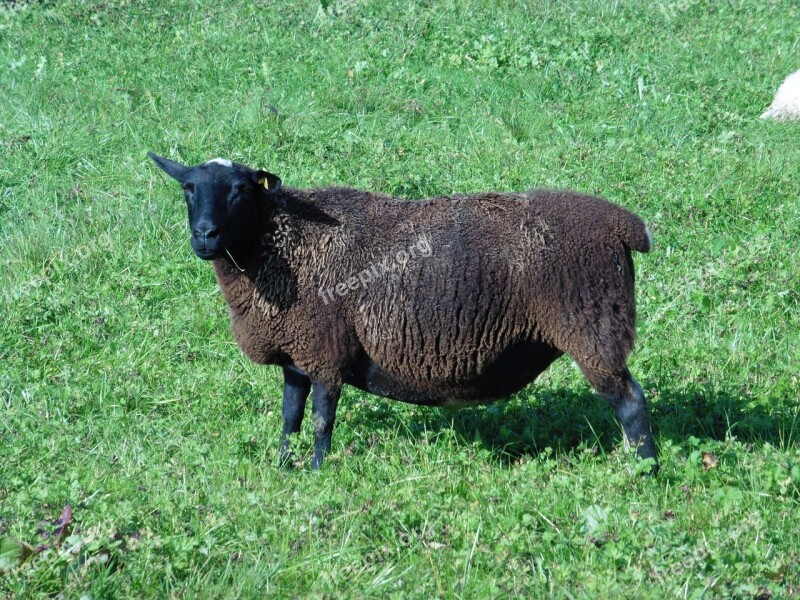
[[326, 191, 597, 383], [290, 188, 646, 387]]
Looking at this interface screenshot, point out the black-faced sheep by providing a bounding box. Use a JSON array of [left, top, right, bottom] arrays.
[[148, 152, 658, 472]]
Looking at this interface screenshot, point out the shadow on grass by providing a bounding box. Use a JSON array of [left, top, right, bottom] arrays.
[[345, 384, 800, 465]]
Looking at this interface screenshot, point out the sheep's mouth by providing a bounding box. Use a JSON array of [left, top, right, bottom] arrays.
[[191, 245, 223, 260], [190, 236, 225, 259]]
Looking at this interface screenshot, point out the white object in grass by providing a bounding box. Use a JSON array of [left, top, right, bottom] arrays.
[[761, 69, 800, 121]]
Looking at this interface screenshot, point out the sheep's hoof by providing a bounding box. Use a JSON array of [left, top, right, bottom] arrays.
[[278, 451, 297, 470], [311, 453, 325, 470]]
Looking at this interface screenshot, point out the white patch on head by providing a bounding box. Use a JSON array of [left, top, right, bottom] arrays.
[[207, 157, 233, 167], [645, 225, 653, 249]]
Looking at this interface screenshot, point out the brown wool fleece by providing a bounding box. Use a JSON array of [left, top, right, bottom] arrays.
[[212, 186, 650, 405]]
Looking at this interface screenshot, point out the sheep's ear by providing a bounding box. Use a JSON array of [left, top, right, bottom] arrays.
[[148, 152, 190, 182], [256, 170, 282, 193]]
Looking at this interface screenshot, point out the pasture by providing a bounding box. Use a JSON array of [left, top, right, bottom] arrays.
[[1, 0, 798, 597]]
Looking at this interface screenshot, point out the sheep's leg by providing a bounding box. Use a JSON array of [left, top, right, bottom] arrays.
[[280, 365, 311, 467], [310, 381, 341, 469], [584, 369, 658, 473]]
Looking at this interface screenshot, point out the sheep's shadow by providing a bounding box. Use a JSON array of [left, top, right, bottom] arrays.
[[344, 384, 799, 465]]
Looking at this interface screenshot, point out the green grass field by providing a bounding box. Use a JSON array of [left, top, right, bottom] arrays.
[[1, 0, 799, 597]]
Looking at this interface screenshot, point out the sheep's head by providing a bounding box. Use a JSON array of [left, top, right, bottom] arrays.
[[148, 153, 281, 260]]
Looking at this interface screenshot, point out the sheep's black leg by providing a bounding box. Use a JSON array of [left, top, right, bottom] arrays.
[[310, 381, 341, 470], [280, 365, 311, 468], [607, 376, 657, 467], [585, 369, 658, 474]]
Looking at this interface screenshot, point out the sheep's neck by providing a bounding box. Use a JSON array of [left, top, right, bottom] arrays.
[[210, 205, 291, 317], [212, 254, 259, 314], [211, 200, 277, 311]]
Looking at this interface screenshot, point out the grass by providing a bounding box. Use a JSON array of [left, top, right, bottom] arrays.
[[1, 0, 799, 597]]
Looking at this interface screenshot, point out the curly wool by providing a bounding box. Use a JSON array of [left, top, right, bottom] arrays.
[[213, 186, 651, 405]]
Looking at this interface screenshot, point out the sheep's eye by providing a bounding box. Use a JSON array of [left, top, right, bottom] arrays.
[[182, 182, 195, 193], [230, 183, 248, 202]]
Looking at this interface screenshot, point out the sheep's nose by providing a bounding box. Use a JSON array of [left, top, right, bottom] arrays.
[[193, 222, 219, 241]]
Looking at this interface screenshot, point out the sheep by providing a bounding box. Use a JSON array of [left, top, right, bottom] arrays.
[[761, 69, 800, 121], [148, 152, 658, 473]]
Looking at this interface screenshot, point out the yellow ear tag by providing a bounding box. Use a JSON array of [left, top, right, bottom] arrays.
[[259, 177, 268, 188]]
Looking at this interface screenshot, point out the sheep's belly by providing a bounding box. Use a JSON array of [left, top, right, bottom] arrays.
[[348, 342, 562, 407]]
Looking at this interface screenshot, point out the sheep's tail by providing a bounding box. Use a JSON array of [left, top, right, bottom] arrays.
[[611, 209, 652, 253]]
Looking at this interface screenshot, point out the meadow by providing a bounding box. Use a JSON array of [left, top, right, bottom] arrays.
[[1, 0, 799, 597]]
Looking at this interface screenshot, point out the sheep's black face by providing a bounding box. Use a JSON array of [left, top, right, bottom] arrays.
[[148, 153, 281, 261]]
